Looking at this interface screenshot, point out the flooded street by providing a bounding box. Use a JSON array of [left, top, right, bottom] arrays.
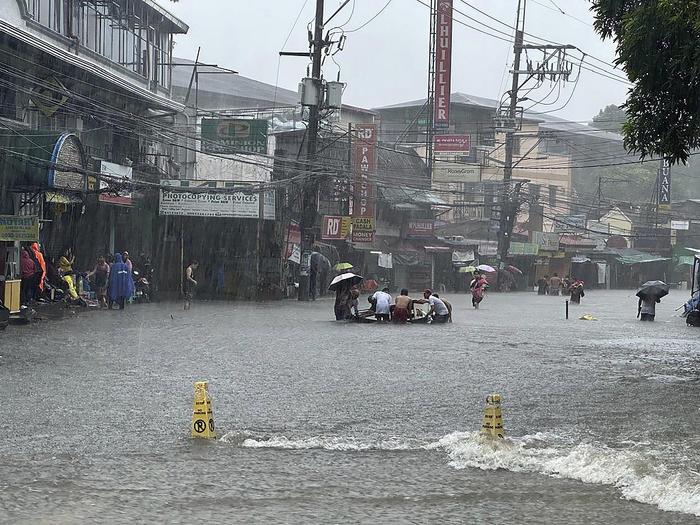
[[1, 290, 699, 523]]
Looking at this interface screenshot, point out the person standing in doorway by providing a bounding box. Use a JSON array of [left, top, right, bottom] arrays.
[[184, 260, 199, 310], [108, 253, 134, 310]]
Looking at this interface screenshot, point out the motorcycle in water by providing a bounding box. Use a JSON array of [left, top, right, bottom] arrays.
[[132, 270, 152, 303]]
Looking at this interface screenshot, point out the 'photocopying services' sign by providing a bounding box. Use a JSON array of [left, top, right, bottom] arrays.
[[159, 180, 275, 219]]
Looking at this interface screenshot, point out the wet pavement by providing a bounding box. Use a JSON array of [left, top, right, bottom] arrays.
[[0, 290, 699, 523]]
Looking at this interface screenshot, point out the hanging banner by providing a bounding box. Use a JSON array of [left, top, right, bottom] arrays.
[[659, 158, 671, 211], [99, 161, 133, 206], [352, 124, 377, 243], [0, 215, 39, 242], [433, 0, 453, 128], [284, 222, 301, 264], [406, 219, 435, 238]]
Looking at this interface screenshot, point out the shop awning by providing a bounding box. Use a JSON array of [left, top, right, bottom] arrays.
[[424, 246, 452, 253], [45, 191, 82, 204], [379, 185, 447, 210], [616, 252, 669, 265]]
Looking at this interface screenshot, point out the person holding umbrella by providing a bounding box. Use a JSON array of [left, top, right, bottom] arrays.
[[636, 280, 670, 321], [329, 272, 363, 320]]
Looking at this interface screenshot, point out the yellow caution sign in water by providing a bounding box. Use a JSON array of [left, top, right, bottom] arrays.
[[481, 394, 505, 438], [191, 381, 216, 439]]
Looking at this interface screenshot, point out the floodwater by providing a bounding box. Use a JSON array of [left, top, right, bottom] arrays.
[[0, 290, 699, 524]]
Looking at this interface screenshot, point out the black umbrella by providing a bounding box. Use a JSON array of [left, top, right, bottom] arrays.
[[636, 280, 670, 300], [328, 272, 363, 291]]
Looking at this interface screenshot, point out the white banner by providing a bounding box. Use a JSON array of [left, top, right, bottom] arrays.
[[159, 180, 275, 219]]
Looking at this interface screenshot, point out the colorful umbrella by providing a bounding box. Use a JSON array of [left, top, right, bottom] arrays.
[[333, 262, 354, 271], [477, 264, 496, 273], [328, 272, 363, 291]]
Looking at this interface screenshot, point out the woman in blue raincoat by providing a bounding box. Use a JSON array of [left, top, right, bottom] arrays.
[[108, 253, 134, 310]]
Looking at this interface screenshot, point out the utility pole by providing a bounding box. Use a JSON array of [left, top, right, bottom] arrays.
[[497, 0, 526, 265], [496, 0, 576, 265], [297, 0, 325, 301]]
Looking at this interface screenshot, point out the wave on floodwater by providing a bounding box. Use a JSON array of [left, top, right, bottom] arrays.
[[220, 430, 700, 517]]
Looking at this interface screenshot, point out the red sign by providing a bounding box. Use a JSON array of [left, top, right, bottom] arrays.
[[406, 219, 435, 239], [352, 124, 377, 243], [433, 0, 453, 128], [435, 134, 470, 154]]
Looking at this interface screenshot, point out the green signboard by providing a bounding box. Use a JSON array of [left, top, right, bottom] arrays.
[[508, 242, 539, 256], [200, 119, 268, 155]]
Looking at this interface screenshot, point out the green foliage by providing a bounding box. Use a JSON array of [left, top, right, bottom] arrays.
[[591, 104, 627, 133], [592, 0, 700, 163]]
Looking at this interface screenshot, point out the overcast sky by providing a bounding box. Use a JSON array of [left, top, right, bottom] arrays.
[[166, 0, 629, 123]]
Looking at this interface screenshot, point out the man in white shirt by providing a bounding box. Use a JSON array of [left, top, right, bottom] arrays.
[[371, 287, 393, 322], [422, 289, 450, 324]]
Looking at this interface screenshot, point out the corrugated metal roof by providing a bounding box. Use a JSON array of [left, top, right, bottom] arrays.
[[374, 92, 623, 142]]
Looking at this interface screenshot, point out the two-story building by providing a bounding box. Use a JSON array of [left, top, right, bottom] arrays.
[[0, 0, 188, 274]]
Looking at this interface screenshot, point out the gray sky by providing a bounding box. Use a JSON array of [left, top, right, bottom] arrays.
[[166, 0, 628, 122]]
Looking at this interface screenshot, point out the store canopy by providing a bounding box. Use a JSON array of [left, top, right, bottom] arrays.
[[616, 251, 669, 265], [379, 185, 446, 210]]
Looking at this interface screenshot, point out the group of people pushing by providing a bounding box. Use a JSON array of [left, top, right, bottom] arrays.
[[335, 286, 452, 324], [536, 273, 585, 304]]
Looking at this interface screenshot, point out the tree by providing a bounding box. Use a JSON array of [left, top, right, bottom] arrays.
[[592, 1, 700, 163], [590, 104, 627, 134]]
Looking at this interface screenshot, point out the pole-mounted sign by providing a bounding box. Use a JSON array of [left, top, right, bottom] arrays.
[[659, 158, 671, 211], [433, 0, 453, 129]]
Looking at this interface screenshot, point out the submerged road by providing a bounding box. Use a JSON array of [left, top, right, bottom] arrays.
[[0, 290, 699, 523]]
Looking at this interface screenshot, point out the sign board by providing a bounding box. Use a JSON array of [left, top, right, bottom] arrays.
[[435, 134, 470, 154], [99, 161, 133, 206], [352, 124, 377, 243], [554, 214, 586, 233], [49, 133, 86, 191], [406, 219, 435, 238], [532, 231, 560, 251], [321, 215, 352, 240], [659, 158, 671, 211], [671, 220, 690, 231], [200, 119, 268, 155], [433, 0, 453, 128], [284, 222, 301, 264], [508, 242, 539, 256], [0, 215, 39, 242], [433, 161, 480, 183], [159, 180, 275, 219]]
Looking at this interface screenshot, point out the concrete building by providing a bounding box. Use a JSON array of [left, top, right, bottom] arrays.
[[0, 0, 187, 273]]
